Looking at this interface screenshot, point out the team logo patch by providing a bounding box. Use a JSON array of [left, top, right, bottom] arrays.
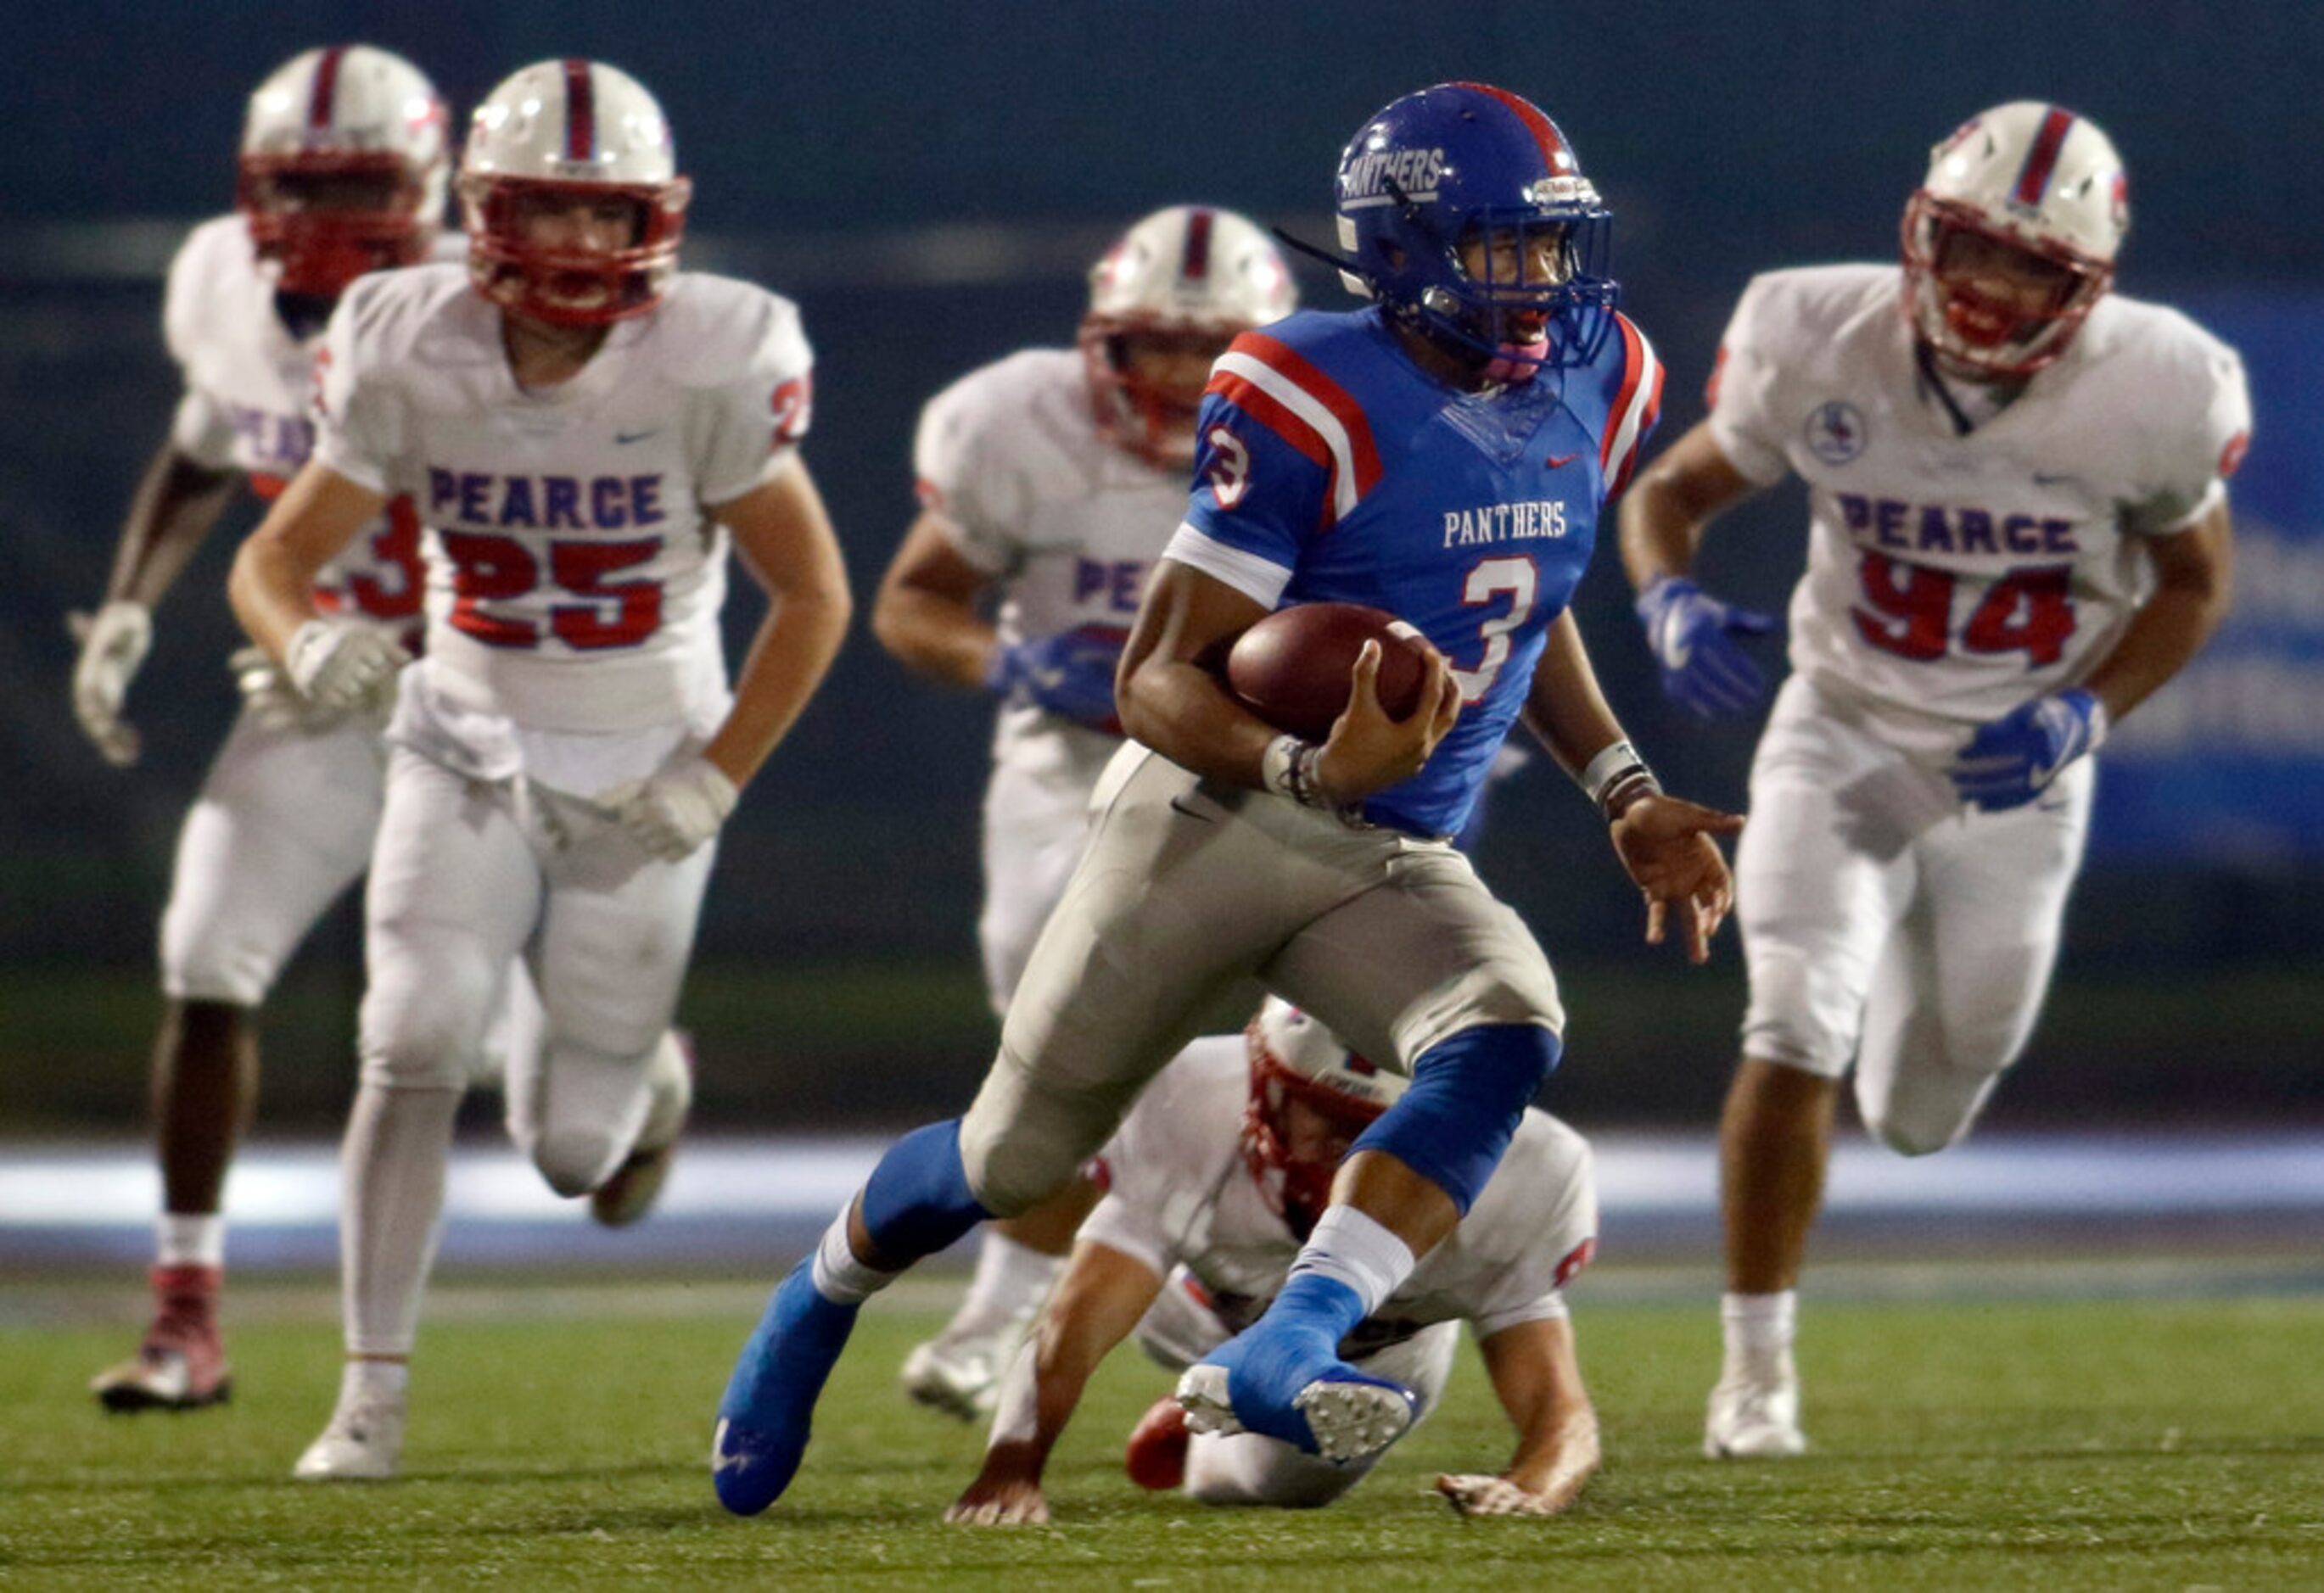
[[1805, 400, 1867, 465]]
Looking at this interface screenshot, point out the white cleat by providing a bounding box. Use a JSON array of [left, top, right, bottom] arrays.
[[899, 1313, 1032, 1422], [591, 1031, 694, 1229], [1173, 1364, 1414, 1463], [293, 1392, 406, 1482], [1705, 1364, 1807, 1459], [1293, 1378, 1413, 1463]]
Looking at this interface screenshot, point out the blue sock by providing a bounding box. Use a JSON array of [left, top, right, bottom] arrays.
[[1352, 1023, 1560, 1214], [858, 1119, 990, 1263]]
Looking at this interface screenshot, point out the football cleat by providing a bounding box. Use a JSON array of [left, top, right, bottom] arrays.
[[1123, 1393, 1190, 1491], [1705, 1359, 1808, 1459], [712, 1256, 860, 1514], [590, 1030, 694, 1228], [293, 1389, 406, 1481], [91, 1264, 233, 1413], [899, 1311, 1033, 1423], [1175, 1357, 1415, 1465]]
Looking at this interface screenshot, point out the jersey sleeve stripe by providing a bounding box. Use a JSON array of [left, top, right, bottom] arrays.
[[1597, 313, 1661, 494], [1212, 334, 1382, 523], [1162, 522, 1293, 610]]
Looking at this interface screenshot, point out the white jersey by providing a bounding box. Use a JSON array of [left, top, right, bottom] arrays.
[[1708, 264, 2250, 758], [315, 262, 812, 735], [913, 348, 1184, 773], [1080, 1037, 1598, 1347], [165, 215, 449, 626]]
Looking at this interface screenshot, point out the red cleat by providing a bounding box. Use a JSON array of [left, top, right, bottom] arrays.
[[90, 1264, 233, 1412], [1124, 1392, 1190, 1491]]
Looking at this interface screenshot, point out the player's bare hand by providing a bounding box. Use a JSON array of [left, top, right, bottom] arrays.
[[1610, 792, 1742, 964], [1314, 640, 1461, 804], [943, 1472, 1050, 1527], [1434, 1472, 1578, 1518], [69, 602, 154, 767]]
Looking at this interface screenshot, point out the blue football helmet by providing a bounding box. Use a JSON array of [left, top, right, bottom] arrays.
[[1330, 81, 1616, 375]]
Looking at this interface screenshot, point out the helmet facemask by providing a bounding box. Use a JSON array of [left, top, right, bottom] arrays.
[[1079, 318, 1240, 469], [1901, 193, 2111, 378], [1236, 1007, 1401, 1240], [240, 151, 436, 299], [462, 174, 691, 327]]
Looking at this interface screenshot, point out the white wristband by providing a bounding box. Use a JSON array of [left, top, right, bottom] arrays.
[[1263, 734, 1328, 808], [1577, 740, 1648, 805]]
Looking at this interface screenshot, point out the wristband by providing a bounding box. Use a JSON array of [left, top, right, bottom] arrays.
[[1577, 739, 1661, 820], [1262, 733, 1329, 809]]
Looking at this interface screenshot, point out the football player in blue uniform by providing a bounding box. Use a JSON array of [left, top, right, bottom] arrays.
[[711, 81, 1740, 1514]]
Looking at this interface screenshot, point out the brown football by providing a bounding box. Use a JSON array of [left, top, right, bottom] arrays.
[[1226, 602, 1432, 741]]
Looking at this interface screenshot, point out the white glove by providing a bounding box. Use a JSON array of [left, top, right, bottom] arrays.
[[69, 601, 154, 767], [232, 646, 350, 735], [286, 617, 412, 711], [603, 755, 738, 863], [1434, 1473, 1567, 1518]]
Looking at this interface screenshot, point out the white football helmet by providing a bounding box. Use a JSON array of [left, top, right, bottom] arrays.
[[1240, 998, 1405, 1236], [1080, 205, 1297, 467], [459, 59, 692, 326], [237, 45, 449, 299], [1901, 102, 2127, 377]]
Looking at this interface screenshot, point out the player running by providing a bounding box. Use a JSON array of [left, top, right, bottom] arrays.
[[876, 206, 1296, 1418], [713, 81, 1737, 1515], [1616, 103, 2248, 1458], [230, 59, 851, 1479], [77, 44, 452, 1415], [944, 998, 1600, 1523]]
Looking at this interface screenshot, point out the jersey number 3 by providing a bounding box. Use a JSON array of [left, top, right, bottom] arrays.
[[1851, 553, 2075, 668]]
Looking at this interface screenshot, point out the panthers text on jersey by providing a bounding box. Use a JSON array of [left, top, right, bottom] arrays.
[[1163, 305, 1662, 837], [1080, 1036, 1598, 1354], [1708, 263, 2250, 758], [913, 347, 1183, 773], [312, 261, 813, 735], [167, 215, 445, 628]]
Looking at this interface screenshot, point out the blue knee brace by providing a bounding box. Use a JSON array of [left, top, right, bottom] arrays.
[[857, 1119, 991, 1263], [1351, 1024, 1561, 1214]]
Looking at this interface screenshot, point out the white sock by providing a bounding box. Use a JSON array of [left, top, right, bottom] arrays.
[[340, 1356, 410, 1406], [157, 1213, 226, 1269], [341, 1082, 462, 1358], [1722, 1289, 1798, 1372], [1284, 1205, 1415, 1320], [941, 1232, 1065, 1342], [809, 1210, 895, 1305]]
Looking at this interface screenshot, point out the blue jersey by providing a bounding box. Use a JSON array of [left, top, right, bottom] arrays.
[[1166, 305, 1664, 837]]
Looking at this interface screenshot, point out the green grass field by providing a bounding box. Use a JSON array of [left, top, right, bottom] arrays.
[[3, 1283, 2321, 1589]]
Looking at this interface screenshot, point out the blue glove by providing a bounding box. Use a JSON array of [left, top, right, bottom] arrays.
[[985, 623, 1128, 730], [1950, 688, 2108, 812], [1635, 577, 1778, 718]]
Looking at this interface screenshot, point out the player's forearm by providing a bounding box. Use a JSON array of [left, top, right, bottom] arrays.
[[2081, 511, 2233, 724], [703, 582, 852, 789], [1117, 654, 1280, 788], [870, 584, 998, 690], [228, 528, 328, 662], [1520, 612, 1631, 779], [1616, 465, 1705, 590], [105, 445, 238, 610], [1481, 1318, 1600, 1500], [1503, 1402, 1601, 1500]]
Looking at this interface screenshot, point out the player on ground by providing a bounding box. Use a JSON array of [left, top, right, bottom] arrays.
[[230, 59, 851, 1479], [713, 81, 1738, 1516], [1616, 103, 2248, 1457], [944, 998, 1600, 1523], [875, 206, 1297, 1418], [77, 45, 453, 1414]]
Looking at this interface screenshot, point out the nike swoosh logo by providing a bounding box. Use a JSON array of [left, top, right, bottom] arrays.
[[2031, 471, 2077, 486], [616, 430, 660, 445], [1168, 795, 1215, 824], [1546, 452, 1580, 469], [710, 1420, 751, 1473]]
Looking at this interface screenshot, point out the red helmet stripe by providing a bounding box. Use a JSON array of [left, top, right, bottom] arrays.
[[307, 46, 346, 131], [1179, 207, 1214, 284], [563, 59, 596, 163], [1452, 81, 1569, 169], [2010, 106, 2076, 207]]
